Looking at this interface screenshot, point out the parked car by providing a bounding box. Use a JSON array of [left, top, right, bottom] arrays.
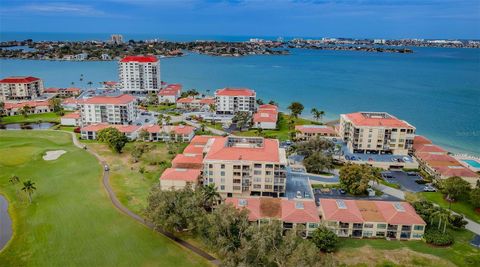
[[296, 191, 302, 199], [407, 172, 417, 176], [339, 189, 346, 194], [104, 165, 109, 171], [423, 185, 436, 192]]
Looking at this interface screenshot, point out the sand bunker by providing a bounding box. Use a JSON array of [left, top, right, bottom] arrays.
[[43, 150, 67, 161]]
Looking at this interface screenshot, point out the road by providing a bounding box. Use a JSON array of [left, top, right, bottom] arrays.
[[66, 131, 219, 264], [371, 181, 480, 235]]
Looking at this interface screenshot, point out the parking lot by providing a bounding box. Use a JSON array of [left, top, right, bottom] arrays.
[[381, 170, 427, 192], [285, 172, 314, 200], [313, 187, 400, 203]]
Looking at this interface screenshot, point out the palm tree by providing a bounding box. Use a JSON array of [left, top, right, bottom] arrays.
[[71, 82, 75, 86], [87, 81, 93, 88], [318, 110, 325, 123], [311, 108, 319, 121], [21, 180, 37, 203], [9, 175, 21, 196], [432, 209, 450, 233], [21, 105, 31, 117], [157, 113, 164, 125], [165, 115, 171, 125], [200, 184, 221, 211]]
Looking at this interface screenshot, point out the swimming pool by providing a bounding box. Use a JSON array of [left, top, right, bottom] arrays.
[[462, 159, 480, 168]]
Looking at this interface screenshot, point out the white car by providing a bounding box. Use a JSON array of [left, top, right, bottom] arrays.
[[296, 191, 302, 199], [423, 186, 436, 192]]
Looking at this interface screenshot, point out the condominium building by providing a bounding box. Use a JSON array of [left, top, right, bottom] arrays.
[[43, 87, 81, 98], [215, 88, 256, 115], [319, 199, 426, 240], [3, 101, 51, 116], [141, 124, 196, 142], [176, 97, 215, 111], [339, 112, 415, 155], [80, 123, 141, 140], [413, 136, 479, 186], [160, 168, 201, 191], [226, 197, 320, 236], [119, 56, 160, 94], [0, 76, 44, 101], [295, 125, 338, 141], [158, 84, 181, 103], [202, 136, 288, 197], [79, 94, 136, 125], [253, 104, 278, 129]]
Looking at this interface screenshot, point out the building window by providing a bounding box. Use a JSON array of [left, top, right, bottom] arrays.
[[412, 233, 423, 238], [220, 171, 225, 176], [413, 225, 424, 231], [364, 223, 373, 228], [221, 164, 225, 169], [376, 231, 385, 237], [377, 224, 387, 229], [254, 164, 262, 168], [254, 177, 261, 182], [308, 223, 319, 229], [254, 170, 262, 175], [220, 185, 225, 190]]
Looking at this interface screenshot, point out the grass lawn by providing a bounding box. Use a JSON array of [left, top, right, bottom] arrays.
[[0, 131, 210, 267], [234, 113, 320, 141], [337, 229, 479, 266], [1, 112, 61, 124], [146, 104, 176, 112], [84, 141, 187, 215], [420, 191, 480, 223]]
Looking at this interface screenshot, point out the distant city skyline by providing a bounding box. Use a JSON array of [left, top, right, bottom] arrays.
[[0, 0, 479, 39]]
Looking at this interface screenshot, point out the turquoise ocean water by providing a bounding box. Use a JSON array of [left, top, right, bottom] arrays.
[[0, 32, 479, 155]]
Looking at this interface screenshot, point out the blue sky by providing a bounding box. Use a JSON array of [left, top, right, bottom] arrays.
[[0, 0, 479, 39]]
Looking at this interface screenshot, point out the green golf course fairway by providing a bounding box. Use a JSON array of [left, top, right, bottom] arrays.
[[0, 131, 210, 267]]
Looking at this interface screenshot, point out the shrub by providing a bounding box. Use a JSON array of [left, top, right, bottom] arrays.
[[449, 214, 468, 229], [424, 228, 454, 246], [311, 226, 338, 252]]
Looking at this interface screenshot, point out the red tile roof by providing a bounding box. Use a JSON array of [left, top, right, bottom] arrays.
[[183, 144, 205, 154], [416, 152, 458, 164], [158, 84, 182, 96], [344, 112, 414, 129], [414, 144, 447, 153], [258, 104, 278, 111], [204, 137, 281, 163], [81, 123, 140, 133], [4, 101, 50, 109], [160, 168, 201, 182], [320, 199, 425, 225], [190, 135, 214, 145], [253, 110, 278, 123], [226, 197, 320, 223], [0, 76, 40, 83], [295, 125, 337, 135], [62, 97, 79, 104], [172, 153, 204, 168], [81, 94, 135, 105], [176, 97, 215, 105], [61, 112, 80, 119], [141, 124, 195, 135], [433, 166, 479, 178], [120, 56, 158, 63], [215, 88, 255, 97]]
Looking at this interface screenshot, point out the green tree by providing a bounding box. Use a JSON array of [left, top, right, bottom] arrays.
[[199, 184, 221, 211], [197, 203, 250, 257], [145, 185, 204, 233], [87, 81, 93, 88], [294, 137, 334, 158], [470, 188, 480, 208], [21, 179, 36, 203], [256, 98, 264, 105], [97, 127, 129, 153], [233, 111, 250, 131], [432, 208, 450, 233], [138, 129, 150, 141], [287, 102, 304, 118], [304, 152, 334, 174], [339, 164, 380, 195], [21, 105, 31, 117], [268, 100, 278, 106], [311, 225, 338, 252], [441, 176, 471, 201], [0, 101, 5, 118], [48, 98, 64, 115]]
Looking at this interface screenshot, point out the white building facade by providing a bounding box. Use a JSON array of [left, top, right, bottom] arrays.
[[0, 76, 44, 101], [79, 94, 136, 125], [215, 88, 256, 115], [119, 56, 160, 94]]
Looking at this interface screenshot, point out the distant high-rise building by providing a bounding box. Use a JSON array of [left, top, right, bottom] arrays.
[[118, 56, 161, 94], [214, 88, 256, 115], [110, 34, 124, 45], [0, 76, 44, 101]]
